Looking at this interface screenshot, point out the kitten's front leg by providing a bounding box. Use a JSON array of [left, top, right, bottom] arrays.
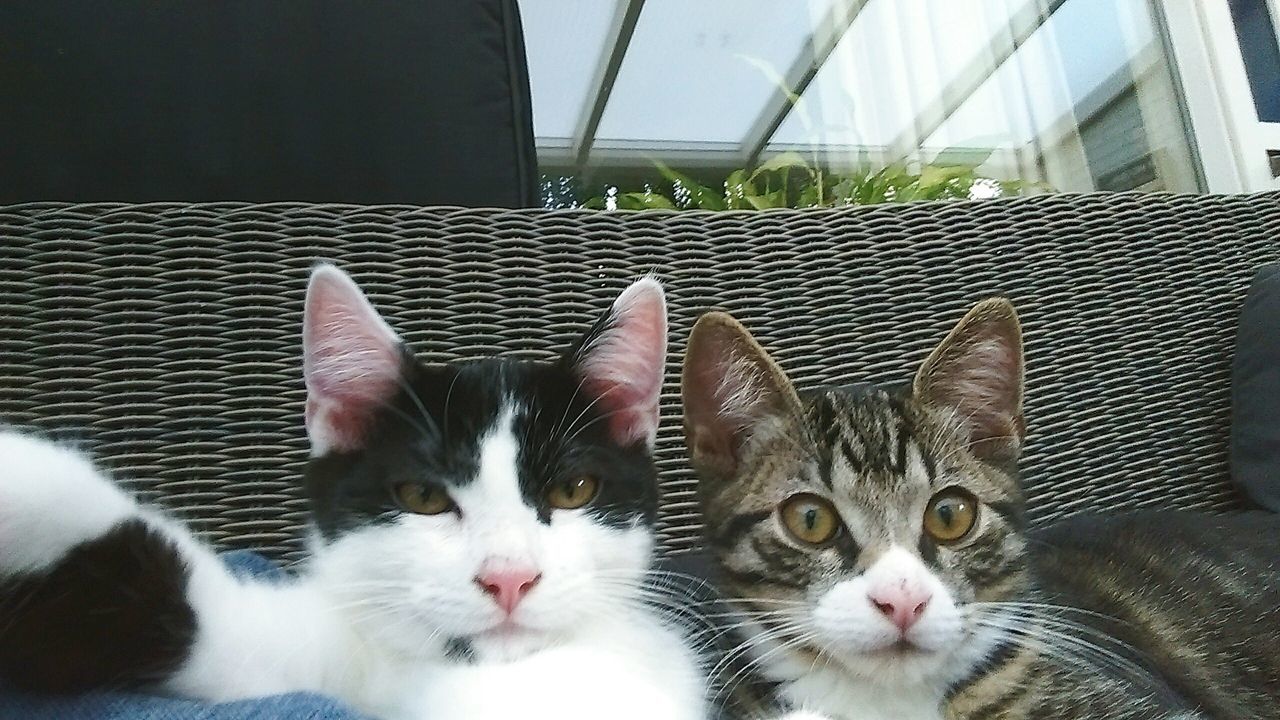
[[0, 430, 349, 701]]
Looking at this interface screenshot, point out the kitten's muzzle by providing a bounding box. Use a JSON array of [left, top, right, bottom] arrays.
[[868, 585, 931, 632], [475, 567, 542, 614]]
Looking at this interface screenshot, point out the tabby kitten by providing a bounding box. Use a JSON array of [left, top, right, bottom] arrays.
[[0, 265, 708, 720], [681, 300, 1280, 720]]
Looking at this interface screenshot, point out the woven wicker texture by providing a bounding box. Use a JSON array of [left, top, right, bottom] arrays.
[[2, 194, 1277, 562]]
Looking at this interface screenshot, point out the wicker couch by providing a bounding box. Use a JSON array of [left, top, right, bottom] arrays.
[[2, 193, 1277, 563]]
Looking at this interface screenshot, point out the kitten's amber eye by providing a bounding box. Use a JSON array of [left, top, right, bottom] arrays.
[[779, 494, 842, 545], [394, 483, 454, 515], [923, 488, 978, 543], [546, 476, 599, 510]]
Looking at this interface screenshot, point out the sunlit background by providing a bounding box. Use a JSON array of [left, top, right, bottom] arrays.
[[522, 0, 1280, 208]]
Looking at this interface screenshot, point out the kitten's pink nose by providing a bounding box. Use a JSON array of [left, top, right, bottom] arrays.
[[868, 586, 931, 632], [476, 568, 541, 614]]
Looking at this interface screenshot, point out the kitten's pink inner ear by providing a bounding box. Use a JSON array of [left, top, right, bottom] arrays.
[[577, 278, 668, 449], [303, 265, 404, 455]]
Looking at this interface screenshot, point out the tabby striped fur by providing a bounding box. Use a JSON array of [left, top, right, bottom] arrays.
[[683, 300, 1279, 720]]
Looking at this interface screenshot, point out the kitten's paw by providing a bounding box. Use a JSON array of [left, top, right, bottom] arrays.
[[0, 430, 139, 575]]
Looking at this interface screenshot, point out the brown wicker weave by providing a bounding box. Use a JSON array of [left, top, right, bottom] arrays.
[[1, 193, 1277, 563]]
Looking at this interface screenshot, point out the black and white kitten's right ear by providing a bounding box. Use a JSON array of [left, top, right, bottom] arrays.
[[913, 298, 1025, 463], [303, 264, 406, 456], [682, 312, 805, 482]]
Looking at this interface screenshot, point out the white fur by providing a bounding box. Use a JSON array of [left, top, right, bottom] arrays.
[[754, 546, 1004, 720], [0, 432, 137, 573], [714, 352, 770, 431], [0, 421, 706, 720], [777, 665, 943, 720], [398, 611, 703, 720]]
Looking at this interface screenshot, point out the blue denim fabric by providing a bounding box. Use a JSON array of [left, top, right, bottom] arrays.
[[0, 551, 371, 720]]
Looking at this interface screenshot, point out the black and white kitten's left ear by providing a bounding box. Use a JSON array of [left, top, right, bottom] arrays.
[[569, 276, 668, 450], [913, 298, 1025, 463], [303, 264, 406, 456]]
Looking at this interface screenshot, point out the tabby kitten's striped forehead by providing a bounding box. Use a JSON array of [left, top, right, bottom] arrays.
[[683, 300, 1030, 702], [796, 383, 1025, 570]]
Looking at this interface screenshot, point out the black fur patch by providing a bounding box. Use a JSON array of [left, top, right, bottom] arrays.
[[917, 533, 940, 566], [0, 518, 196, 692], [713, 508, 772, 548], [985, 499, 1026, 532], [443, 637, 476, 663], [306, 336, 657, 541]]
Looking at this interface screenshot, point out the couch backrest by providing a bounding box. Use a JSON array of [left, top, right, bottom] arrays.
[[0, 1, 538, 207], [1, 194, 1277, 561]]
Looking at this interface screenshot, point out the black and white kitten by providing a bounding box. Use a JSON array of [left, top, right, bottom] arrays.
[[0, 265, 708, 720]]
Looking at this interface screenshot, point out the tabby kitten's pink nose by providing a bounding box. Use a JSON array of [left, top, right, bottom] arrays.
[[476, 568, 542, 614], [868, 586, 932, 632]]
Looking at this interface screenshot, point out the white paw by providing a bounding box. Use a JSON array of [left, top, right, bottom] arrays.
[[0, 430, 139, 574], [773, 712, 835, 720]]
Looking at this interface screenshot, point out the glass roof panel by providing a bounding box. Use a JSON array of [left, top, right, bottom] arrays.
[[593, 0, 838, 149], [926, 0, 1160, 152], [523, 0, 622, 143], [769, 0, 1038, 155]]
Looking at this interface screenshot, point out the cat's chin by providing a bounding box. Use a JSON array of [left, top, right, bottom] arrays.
[[469, 622, 561, 662], [821, 641, 956, 687], [864, 639, 931, 658]]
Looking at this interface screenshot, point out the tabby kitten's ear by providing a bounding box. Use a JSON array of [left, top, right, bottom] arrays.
[[302, 264, 406, 456], [568, 277, 668, 450], [913, 298, 1025, 463], [682, 312, 805, 481]]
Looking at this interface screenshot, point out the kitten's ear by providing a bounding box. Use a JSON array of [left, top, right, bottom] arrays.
[[913, 298, 1025, 463], [303, 264, 405, 456], [569, 276, 668, 450], [682, 312, 804, 481]]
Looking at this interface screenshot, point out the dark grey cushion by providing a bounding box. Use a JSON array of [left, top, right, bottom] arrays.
[[1231, 263, 1280, 511], [0, 0, 538, 206]]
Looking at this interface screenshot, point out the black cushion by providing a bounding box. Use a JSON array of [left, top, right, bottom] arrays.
[[1231, 263, 1280, 511], [0, 1, 537, 206]]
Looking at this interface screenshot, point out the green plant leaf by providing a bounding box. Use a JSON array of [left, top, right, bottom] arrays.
[[830, 177, 855, 203], [750, 151, 811, 181], [725, 169, 752, 196], [617, 192, 675, 210], [797, 184, 819, 207], [918, 164, 975, 190], [893, 184, 920, 202], [581, 196, 606, 209], [930, 145, 996, 169], [875, 164, 910, 183], [653, 161, 726, 210], [854, 165, 908, 204], [745, 189, 787, 210], [723, 168, 756, 209]]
